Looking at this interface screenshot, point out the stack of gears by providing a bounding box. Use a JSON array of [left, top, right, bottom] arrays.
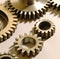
[[0, 0, 60, 59]]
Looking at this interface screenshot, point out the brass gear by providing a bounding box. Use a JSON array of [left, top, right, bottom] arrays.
[[14, 33, 43, 57], [0, 4, 18, 42], [33, 19, 55, 40], [0, 52, 18, 59], [5, 0, 49, 19]]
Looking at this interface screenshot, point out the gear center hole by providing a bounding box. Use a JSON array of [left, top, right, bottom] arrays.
[[39, 21, 51, 30], [22, 37, 36, 48], [0, 10, 8, 31]]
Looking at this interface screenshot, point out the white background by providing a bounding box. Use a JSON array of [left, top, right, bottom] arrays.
[[0, 0, 60, 59]]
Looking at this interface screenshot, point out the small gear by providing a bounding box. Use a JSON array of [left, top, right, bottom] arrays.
[[5, 0, 49, 19], [33, 19, 55, 40], [14, 33, 43, 57], [0, 52, 18, 59], [46, 0, 60, 11], [0, 4, 18, 42]]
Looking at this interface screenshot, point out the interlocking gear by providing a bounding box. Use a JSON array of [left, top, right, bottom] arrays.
[[33, 19, 55, 40], [0, 4, 18, 42], [46, 0, 60, 11], [14, 33, 43, 57], [0, 52, 18, 59], [5, 0, 49, 19]]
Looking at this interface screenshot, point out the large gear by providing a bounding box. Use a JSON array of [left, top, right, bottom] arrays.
[[14, 33, 43, 57], [5, 0, 49, 19], [0, 52, 18, 59], [46, 0, 60, 10], [0, 4, 18, 42], [33, 19, 55, 40]]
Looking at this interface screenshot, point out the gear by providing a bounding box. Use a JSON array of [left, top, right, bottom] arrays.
[[14, 33, 43, 57], [0, 4, 18, 42], [33, 19, 55, 40], [46, 0, 60, 11], [5, 0, 49, 19], [0, 52, 18, 59]]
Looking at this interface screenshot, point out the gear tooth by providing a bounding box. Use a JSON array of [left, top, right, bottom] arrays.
[[31, 11, 35, 19], [28, 12, 31, 19], [34, 34, 37, 38], [35, 11, 40, 19], [41, 8, 46, 14], [37, 37, 42, 40], [32, 50, 35, 56], [17, 48, 21, 51], [35, 47, 40, 52], [27, 50, 30, 56], [19, 11, 23, 18], [38, 10, 43, 17], [22, 50, 26, 54], [24, 12, 27, 19], [2, 34, 7, 41]]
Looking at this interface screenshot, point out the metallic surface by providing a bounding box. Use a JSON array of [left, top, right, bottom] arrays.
[[14, 33, 43, 57], [5, 0, 49, 19], [0, 0, 60, 59], [33, 19, 55, 40], [0, 52, 18, 59], [0, 4, 18, 43], [46, 0, 60, 10]]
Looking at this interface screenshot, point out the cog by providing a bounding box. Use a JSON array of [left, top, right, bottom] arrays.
[[0, 52, 18, 59], [14, 33, 43, 57], [46, 0, 60, 10], [5, 0, 49, 19], [0, 4, 18, 42], [33, 19, 55, 40]]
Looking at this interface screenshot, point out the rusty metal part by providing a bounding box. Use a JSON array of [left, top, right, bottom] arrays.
[[14, 33, 43, 57], [0, 4, 18, 42]]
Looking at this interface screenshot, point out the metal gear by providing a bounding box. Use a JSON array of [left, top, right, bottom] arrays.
[[5, 0, 49, 19], [0, 52, 18, 59], [14, 33, 43, 57], [0, 4, 18, 42], [46, 0, 60, 11], [33, 19, 55, 40]]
